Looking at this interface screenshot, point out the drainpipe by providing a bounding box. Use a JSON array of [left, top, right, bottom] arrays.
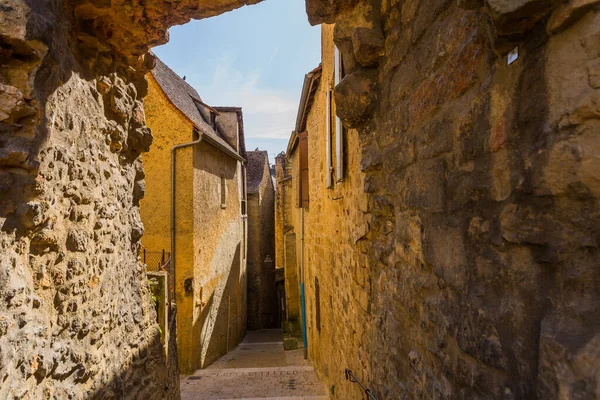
[[171, 132, 203, 302], [300, 207, 308, 359]]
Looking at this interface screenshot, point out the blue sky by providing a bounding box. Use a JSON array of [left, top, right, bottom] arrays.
[[153, 0, 321, 164]]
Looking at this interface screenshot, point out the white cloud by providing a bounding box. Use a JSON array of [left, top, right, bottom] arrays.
[[188, 53, 298, 140]]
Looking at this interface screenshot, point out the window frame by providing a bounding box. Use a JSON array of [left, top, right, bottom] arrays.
[[334, 46, 345, 183]]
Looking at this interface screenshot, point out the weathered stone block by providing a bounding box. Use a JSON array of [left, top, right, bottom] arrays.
[[537, 314, 600, 399], [334, 69, 378, 128], [423, 224, 467, 290], [547, 0, 600, 34], [305, 0, 360, 25], [403, 159, 446, 212], [588, 59, 600, 88], [485, 0, 560, 35], [352, 27, 385, 67]]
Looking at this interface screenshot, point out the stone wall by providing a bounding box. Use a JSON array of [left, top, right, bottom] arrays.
[[0, 2, 173, 398], [276, 152, 303, 330], [301, 23, 371, 399], [247, 155, 276, 330], [141, 75, 193, 374], [0, 0, 258, 396], [274, 154, 287, 272], [301, 0, 600, 399], [247, 194, 261, 329], [192, 143, 246, 369], [278, 23, 372, 397], [257, 169, 276, 328]]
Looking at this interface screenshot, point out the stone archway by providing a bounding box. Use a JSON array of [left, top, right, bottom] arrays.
[[1, 0, 599, 399]]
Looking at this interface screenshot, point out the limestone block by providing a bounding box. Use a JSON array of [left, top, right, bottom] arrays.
[[352, 27, 385, 67], [334, 69, 378, 128], [403, 159, 446, 212], [457, 0, 484, 9], [575, 128, 600, 198], [0, 84, 29, 122], [66, 230, 89, 252], [547, 0, 600, 34], [305, 0, 360, 25], [485, 0, 560, 34], [423, 225, 467, 291], [588, 59, 600, 88], [129, 126, 153, 153], [537, 315, 600, 399]]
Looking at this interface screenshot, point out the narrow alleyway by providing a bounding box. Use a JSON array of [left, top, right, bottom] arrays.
[[180, 330, 328, 400]]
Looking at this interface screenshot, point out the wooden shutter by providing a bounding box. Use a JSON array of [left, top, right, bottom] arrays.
[[299, 131, 309, 208]]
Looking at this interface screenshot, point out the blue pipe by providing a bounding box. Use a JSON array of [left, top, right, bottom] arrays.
[[300, 282, 308, 356]]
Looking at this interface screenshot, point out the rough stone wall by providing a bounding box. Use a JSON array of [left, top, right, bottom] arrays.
[[247, 194, 262, 329], [246, 156, 276, 330], [193, 143, 246, 369], [275, 153, 303, 324], [301, 0, 600, 399], [166, 307, 181, 400], [257, 165, 276, 328], [0, 1, 173, 398], [274, 154, 287, 271], [277, 151, 304, 327], [247, 167, 277, 331], [278, 23, 371, 398], [1, 0, 261, 396]]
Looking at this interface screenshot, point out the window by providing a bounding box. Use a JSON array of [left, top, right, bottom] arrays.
[[326, 46, 346, 188], [297, 131, 309, 208], [325, 90, 333, 188], [334, 46, 345, 183], [241, 165, 247, 215], [220, 176, 227, 208]]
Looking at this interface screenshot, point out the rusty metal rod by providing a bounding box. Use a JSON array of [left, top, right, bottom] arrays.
[[345, 369, 377, 400]]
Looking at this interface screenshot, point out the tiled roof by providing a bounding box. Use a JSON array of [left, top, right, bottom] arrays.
[[247, 150, 269, 194], [151, 57, 238, 155]]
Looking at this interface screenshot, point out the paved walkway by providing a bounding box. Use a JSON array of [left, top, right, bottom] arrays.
[[180, 329, 328, 400]]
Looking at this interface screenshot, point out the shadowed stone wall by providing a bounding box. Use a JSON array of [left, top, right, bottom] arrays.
[[301, 0, 600, 398], [247, 152, 276, 330]]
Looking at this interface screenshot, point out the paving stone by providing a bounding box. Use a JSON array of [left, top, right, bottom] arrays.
[[181, 330, 328, 399]]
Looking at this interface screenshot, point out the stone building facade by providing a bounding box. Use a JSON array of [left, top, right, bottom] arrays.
[[1, 0, 599, 399], [246, 150, 277, 330], [277, 25, 371, 391], [279, 5, 600, 398], [141, 58, 247, 374]]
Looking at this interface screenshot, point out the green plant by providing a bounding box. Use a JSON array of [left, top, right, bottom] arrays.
[[148, 277, 162, 336], [148, 278, 160, 309]]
